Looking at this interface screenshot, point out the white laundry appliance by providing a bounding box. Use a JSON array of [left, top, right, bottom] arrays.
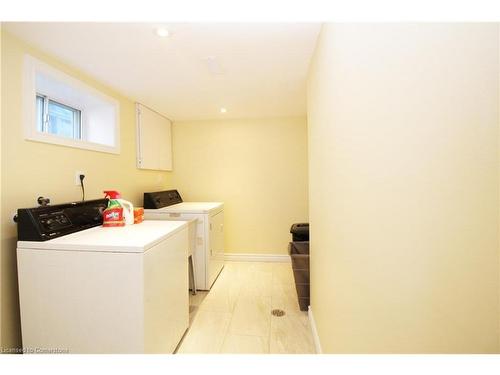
[[16, 199, 189, 354], [144, 190, 224, 290]]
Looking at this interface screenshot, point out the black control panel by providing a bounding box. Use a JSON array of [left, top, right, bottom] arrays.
[[143, 190, 183, 209], [38, 211, 72, 232], [16, 199, 109, 241]]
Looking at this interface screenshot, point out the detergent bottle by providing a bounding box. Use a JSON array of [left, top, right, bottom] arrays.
[[103, 190, 134, 226]]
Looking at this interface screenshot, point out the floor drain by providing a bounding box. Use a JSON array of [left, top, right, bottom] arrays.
[[271, 309, 286, 317]]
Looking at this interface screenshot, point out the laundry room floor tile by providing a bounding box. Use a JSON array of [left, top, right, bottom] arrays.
[[188, 291, 209, 324], [176, 261, 316, 354], [228, 294, 271, 337], [177, 310, 232, 354], [190, 291, 209, 307], [269, 311, 315, 354], [220, 334, 269, 354], [199, 279, 240, 313]]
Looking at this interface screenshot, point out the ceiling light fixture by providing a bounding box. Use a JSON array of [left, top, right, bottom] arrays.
[[156, 28, 170, 38], [220, 108, 227, 114]]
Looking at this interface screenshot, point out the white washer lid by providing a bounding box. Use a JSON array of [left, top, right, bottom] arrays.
[[144, 202, 223, 214], [17, 220, 188, 253]]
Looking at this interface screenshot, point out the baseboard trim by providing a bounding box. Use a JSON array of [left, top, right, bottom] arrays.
[[224, 253, 291, 263], [308, 305, 323, 354]]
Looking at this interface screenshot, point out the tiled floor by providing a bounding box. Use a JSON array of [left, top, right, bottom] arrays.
[[176, 261, 315, 354]]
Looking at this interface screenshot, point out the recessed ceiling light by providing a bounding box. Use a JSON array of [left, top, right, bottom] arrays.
[[220, 108, 227, 114], [156, 28, 170, 38]]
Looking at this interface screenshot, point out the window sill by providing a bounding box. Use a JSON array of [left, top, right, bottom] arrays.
[[25, 131, 120, 155]]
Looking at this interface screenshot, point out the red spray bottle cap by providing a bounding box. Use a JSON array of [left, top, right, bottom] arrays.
[[103, 190, 121, 199]]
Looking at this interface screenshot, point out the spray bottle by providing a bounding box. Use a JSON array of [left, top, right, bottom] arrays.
[[103, 190, 134, 226]]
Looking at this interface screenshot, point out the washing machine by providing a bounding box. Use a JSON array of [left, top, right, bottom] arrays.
[[144, 190, 224, 290], [16, 199, 189, 354]]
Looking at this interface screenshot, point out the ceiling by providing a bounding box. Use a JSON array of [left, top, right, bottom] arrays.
[[4, 22, 321, 121]]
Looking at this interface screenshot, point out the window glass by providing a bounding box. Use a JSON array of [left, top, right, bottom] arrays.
[[47, 99, 81, 139], [35, 94, 82, 140]]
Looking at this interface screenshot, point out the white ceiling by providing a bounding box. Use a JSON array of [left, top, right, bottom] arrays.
[[4, 22, 321, 121]]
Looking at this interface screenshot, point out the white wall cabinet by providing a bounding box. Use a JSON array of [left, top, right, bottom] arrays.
[[136, 103, 172, 171]]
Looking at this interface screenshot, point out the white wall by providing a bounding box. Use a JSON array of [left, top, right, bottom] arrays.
[[307, 23, 499, 353], [0, 22, 3, 347]]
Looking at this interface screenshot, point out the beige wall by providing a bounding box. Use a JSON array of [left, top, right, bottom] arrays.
[[0, 22, 3, 347], [0, 32, 171, 350], [307, 24, 499, 353], [170, 118, 308, 255]]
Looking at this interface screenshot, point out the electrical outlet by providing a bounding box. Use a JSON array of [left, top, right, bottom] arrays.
[[75, 171, 85, 186]]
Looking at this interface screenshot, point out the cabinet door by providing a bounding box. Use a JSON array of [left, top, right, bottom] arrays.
[[136, 103, 172, 171]]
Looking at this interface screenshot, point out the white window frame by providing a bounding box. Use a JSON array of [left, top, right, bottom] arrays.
[[23, 54, 121, 154], [36, 93, 83, 139]]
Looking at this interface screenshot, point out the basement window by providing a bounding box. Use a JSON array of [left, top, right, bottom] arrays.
[[23, 55, 120, 154], [36, 94, 82, 140]]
